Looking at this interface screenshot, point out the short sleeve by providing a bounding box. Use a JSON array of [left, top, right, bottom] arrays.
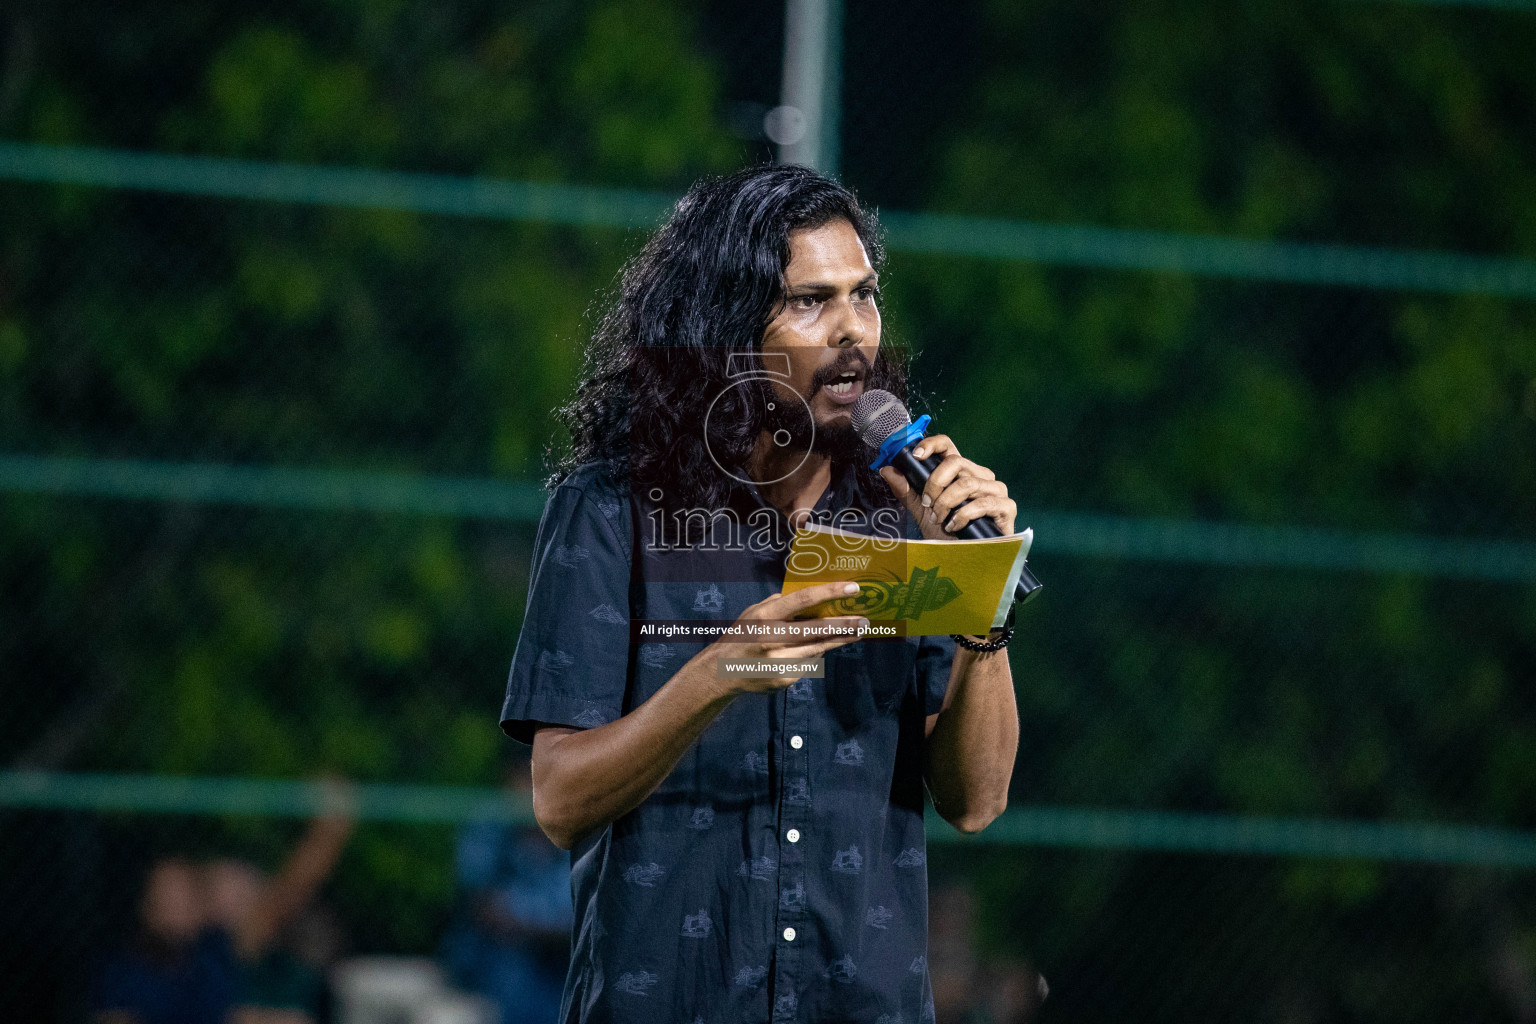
[[916, 632, 957, 716], [501, 475, 631, 743]]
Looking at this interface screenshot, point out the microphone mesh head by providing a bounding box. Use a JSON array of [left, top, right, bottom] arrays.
[[851, 389, 912, 449]]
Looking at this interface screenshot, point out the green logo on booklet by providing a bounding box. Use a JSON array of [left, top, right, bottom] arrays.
[[824, 566, 962, 621]]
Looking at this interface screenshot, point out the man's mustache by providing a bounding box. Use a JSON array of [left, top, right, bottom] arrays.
[[808, 350, 873, 393]]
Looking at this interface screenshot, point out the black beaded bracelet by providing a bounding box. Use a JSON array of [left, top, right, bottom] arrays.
[[951, 604, 1016, 652]]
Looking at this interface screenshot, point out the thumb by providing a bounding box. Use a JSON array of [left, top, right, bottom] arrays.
[[879, 466, 919, 511]]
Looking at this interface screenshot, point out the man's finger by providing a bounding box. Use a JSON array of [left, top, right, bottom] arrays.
[[767, 581, 863, 617], [747, 584, 841, 619], [943, 494, 1016, 535], [921, 453, 970, 510], [880, 466, 927, 523], [879, 466, 913, 501], [774, 635, 865, 661], [762, 616, 866, 648], [909, 433, 956, 462], [931, 477, 1007, 525]]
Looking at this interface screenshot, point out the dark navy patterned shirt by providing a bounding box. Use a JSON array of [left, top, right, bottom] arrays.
[[501, 461, 956, 1024]]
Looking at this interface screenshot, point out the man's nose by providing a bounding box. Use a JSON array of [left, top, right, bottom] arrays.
[[830, 295, 865, 347]]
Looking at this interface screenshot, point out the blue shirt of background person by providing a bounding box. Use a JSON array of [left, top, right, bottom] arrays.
[[90, 858, 238, 1024], [441, 759, 573, 1024], [93, 793, 355, 1024]]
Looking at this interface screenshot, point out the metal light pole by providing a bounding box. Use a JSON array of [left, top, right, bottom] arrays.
[[776, 0, 842, 175]]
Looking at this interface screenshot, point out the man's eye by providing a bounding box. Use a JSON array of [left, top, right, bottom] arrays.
[[791, 295, 817, 310], [856, 287, 878, 302]]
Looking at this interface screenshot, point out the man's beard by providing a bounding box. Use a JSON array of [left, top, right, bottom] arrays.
[[760, 380, 865, 464]]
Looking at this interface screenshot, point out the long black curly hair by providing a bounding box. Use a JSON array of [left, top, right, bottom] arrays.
[[548, 164, 910, 516]]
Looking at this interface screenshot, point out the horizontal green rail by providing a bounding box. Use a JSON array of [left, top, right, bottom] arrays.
[[881, 210, 1536, 296], [5, 142, 1536, 296], [1026, 508, 1536, 582], [4, 771, 1535, 866], [2, 453, 1532, 581], [0, 770, 522, 825], [0, 453, 548, 520], [947, 803, 1536, 866], [1350, 0, 1536, 8]]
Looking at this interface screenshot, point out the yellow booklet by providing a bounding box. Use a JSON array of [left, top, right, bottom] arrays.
[[781, 523, 1034, 636]]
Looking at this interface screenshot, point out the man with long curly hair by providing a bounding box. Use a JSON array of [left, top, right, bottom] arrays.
[[500, 164, 1019, 1023]]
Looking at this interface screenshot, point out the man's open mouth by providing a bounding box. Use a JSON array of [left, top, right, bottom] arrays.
[[823, 368, 864, 403]]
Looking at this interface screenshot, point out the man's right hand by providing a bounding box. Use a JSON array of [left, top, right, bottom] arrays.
[[531, 580, 867, 849], [704, 580, 868, 694]]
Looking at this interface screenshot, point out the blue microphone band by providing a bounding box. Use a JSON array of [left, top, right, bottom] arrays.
[[868, 415, 930, 472]]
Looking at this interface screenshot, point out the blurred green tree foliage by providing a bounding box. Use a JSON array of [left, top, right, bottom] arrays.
[[1, 0, 743, 952], [899, 2, 1536, 1017]]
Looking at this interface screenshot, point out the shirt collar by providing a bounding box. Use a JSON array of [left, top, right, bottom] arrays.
[[737, 458, 860, 524]]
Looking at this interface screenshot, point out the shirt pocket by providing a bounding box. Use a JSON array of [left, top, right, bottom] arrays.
[[825, 639, 916, 730]]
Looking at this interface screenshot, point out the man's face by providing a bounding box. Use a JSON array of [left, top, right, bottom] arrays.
[[759, 218, 881, 457], [203, 858, 265, 931], [141, 859, 204, 946]]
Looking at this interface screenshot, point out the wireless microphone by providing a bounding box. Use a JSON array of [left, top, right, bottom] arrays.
[[851, 389, 1043, 605]]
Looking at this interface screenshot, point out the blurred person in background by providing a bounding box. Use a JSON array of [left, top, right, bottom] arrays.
[[928, 883, 1047, 1024], [91, 782, 355, 1024], [208, 779, 355, 1024], [91, 856, 237, 1024], [440, 751, 572, 1024]]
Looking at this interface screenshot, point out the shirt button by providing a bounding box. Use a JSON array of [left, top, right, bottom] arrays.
[[786, 828, 801, 843], [783, 927, 797, 942], [790, 735, 804, 749]]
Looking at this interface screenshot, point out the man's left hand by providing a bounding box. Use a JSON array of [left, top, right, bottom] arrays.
[[877, 435, 1016, 539]]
